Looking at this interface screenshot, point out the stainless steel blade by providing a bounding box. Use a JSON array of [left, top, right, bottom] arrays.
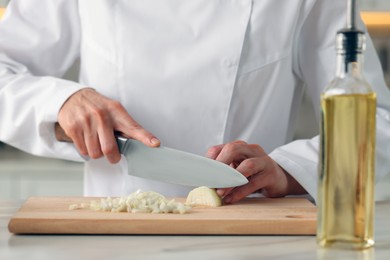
[[117, 137, 248, 188]]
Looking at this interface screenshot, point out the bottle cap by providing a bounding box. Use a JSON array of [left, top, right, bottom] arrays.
[[336, 29, 366, 62]]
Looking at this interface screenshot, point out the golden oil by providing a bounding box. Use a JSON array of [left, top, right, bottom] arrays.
[[317, 0, 377, 248], [318, 93, 376, 249]]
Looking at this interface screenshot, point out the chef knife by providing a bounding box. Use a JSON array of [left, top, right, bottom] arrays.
[[55, 123, 248, 188]]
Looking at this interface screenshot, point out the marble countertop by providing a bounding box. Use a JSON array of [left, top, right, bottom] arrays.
[[1, 200, 389, 259]]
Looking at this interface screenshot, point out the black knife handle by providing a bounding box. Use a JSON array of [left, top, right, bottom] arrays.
[[54, 123, 73, 142]]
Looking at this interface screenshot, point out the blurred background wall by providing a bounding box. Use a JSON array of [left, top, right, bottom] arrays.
[[0, 0, 389, 200]]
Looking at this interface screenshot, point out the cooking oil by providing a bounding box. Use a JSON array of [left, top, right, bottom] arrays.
[[317, 0, 376, 249], [318, 93, 376, 249]]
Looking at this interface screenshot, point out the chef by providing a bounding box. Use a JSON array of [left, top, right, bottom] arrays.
[[0, 0, 389, 203]]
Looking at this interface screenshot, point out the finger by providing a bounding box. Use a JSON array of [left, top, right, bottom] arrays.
[[97, 121, 121, 164], [207, 140, 248, 160], [216, 187, 234, 197], [213, 141, 259, 197], [83, 126, 103, 159], [125, 121, 160, 147], [224, 172, 269, 204], [62, 122, 89, 156], [114, 107, 160, 147], [217, 157, 266, 197], [71, 131, 88, 156], [236, 157, 267, 178], [205, 144, 225, 159], [215, 141, 263, 166]]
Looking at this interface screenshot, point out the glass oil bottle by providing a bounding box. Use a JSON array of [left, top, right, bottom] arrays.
[[317, 0, 376, 250]]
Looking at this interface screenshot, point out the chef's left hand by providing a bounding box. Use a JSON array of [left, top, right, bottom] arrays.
[[206, 140, 307, 204]]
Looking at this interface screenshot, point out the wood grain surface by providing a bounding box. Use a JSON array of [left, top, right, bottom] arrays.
[[8, 197, 316, 235]]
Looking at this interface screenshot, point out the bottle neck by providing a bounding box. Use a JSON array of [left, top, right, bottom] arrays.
[[336, 52, 364, 79]]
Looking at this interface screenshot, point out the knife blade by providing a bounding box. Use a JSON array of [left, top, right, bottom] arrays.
[[55, 123, 248, 188]]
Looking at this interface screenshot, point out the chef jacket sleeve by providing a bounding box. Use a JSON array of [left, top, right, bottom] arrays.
[[0, 0, 86, 161], [268, 0, 390, 202]]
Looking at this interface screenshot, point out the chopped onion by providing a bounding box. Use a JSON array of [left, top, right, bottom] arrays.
[[70, 190, 191, 214]]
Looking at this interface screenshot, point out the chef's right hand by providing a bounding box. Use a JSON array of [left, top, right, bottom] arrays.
[[57, 88, 160, 164]]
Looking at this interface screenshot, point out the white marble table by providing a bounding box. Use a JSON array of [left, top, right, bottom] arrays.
[[1, 200, 389, 260]]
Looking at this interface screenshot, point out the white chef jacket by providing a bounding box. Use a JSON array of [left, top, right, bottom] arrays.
[[1, 0, 389, 200]]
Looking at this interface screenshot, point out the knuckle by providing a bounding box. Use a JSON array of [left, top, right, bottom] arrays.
[[232, 188, 246, 200], [263, 188, 280, 198], [205, 144, 224, 159], [109, 156, 121, 164], [93, 109, 113, 126], [91, 107, 106, 118], [68, 114, 91, 131], [249, 144, 264, 153], [207, 146, 219, 156], [89, 150, 103, 159], [102, 143, 116, 156], [128, 124, 146, 135], [223, 143, 238, 155], [129, 122, 142, 130], [241, 159, 257, 172], [234, 140, 247, 145], [108, 100, 123, 110]]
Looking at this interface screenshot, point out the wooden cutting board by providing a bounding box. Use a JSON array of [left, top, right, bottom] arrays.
[[8, 196, 316, 235]]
